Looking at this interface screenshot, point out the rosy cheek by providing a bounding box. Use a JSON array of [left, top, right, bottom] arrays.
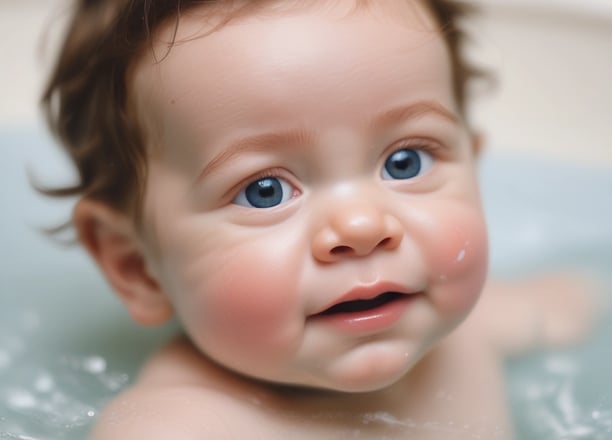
[[185, 243, 304, 365], [416, 204, 488, 314]]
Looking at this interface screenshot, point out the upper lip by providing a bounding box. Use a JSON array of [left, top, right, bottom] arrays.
[[311, 281, 417, 316]]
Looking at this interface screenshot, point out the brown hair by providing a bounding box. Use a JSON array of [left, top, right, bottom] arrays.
[[41, 0, 482, 224]]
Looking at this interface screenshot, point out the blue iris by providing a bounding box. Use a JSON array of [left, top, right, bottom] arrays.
[[243, 177, 285, 208], [383, 149, 422, 180]]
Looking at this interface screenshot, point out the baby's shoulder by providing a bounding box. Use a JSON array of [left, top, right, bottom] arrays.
[[88, 384, 227, 439], [89, 337, 271, 439]]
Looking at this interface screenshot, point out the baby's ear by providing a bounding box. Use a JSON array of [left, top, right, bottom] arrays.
[[73, 198, 173, 326]]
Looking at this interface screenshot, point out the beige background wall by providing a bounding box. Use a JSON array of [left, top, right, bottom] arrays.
[[1, 0, 611, 167], [468, 0, 612, 168]]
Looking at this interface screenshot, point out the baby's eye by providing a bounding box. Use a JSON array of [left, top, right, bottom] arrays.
[[381, 148, 433, 180], [233, 176, 294, 208]]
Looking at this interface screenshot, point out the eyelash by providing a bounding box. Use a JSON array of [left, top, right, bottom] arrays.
[[230, 167, 300, 198], [388, 137, 444, 157], [244, 168, 293, 185]]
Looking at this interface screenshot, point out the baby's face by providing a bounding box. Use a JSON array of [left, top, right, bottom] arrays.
[[133, 0, 488, 392]]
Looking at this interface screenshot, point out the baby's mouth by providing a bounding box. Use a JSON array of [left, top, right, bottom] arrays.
[[315, 292, 409, 316]]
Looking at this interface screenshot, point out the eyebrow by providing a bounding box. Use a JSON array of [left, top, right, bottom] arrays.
[[197, 128, 315, 181], [368, 100, 459, 130], [197, 101, 458, 182]]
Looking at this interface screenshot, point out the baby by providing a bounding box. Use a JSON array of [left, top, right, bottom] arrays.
[[41, 0, 593, 438]]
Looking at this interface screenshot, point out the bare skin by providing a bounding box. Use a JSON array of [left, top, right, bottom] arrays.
[[89, 276, 593, 440]]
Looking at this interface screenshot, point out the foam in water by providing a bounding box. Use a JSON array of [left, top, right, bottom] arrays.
[[0, 312, 129, 440]]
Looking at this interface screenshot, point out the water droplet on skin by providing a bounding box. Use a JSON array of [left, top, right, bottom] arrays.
[[456, 249, 466, 263], [362, 411, 407, 427]]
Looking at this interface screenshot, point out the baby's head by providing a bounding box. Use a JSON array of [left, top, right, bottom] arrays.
[[44, 0, 488, 392], [43, 0, 480, 218]]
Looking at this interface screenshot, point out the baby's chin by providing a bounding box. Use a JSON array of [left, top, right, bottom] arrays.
[[318, 373, 408, 395], [314, 364, 413, 394], [259, 371, 408, 397], [272, 343, 426, 394], [276, 370, 410, 397]]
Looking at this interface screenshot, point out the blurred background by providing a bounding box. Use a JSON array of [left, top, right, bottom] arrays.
[[1, 0, 611, 166]]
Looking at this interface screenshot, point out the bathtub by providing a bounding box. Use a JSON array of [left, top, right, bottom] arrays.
[[1, 125, 611, 439]]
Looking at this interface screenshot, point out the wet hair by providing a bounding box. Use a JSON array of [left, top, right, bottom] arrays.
[[41, 0, 483, 224]]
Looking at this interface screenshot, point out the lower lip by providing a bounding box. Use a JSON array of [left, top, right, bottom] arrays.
[[311, 295, 414, 334]]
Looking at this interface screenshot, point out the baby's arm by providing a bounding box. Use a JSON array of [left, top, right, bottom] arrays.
[[472, 273, 598, 356]]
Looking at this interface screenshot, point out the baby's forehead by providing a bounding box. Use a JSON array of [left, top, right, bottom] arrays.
[[132, 0, 444, 84], [148, 0, 439, 53], [129, 0, 451, 145]]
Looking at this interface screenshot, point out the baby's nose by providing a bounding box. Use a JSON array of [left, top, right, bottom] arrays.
[[311, 202, 403, 263]]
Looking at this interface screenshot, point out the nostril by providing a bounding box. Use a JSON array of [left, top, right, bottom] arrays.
[[330, 245, 353, 255], [378, 237, 391, 248], [329, 238, 393, 257]]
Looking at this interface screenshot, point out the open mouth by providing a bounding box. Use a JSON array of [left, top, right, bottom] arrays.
[[316, 292, 408, 316]]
